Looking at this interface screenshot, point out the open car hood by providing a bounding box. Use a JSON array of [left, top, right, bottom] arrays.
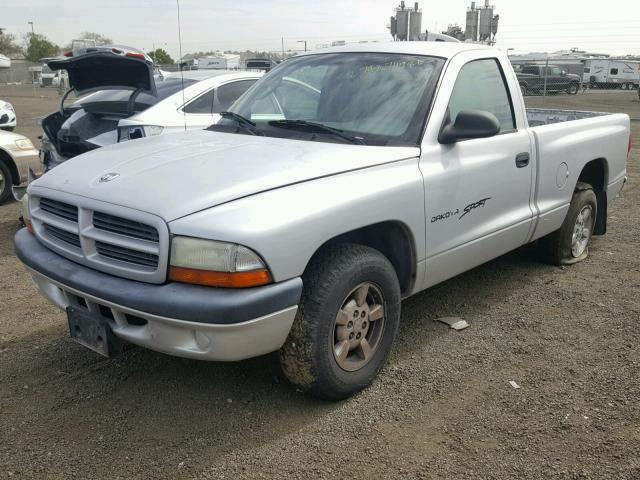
[[47, 47, 156, 96]]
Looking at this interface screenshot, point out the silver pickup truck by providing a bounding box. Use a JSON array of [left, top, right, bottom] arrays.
[[15, 43, 630, 400]]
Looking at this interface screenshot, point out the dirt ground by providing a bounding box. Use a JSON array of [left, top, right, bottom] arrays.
[[1, 86, 639, 479]]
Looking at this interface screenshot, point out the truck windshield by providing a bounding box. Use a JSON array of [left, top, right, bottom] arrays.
[[216, 52, 445, 146]]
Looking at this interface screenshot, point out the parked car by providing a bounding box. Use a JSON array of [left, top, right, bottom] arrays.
[[16, 43, 629, 400], [0, 130, 41, 203], [515, 63, 582, 95], [0, 100, 17, 131], [39, 64, 67, 88], [39, 45, 263, 169]]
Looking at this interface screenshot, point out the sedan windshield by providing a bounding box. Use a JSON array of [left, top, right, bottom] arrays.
[[216, 52, 445, 146]]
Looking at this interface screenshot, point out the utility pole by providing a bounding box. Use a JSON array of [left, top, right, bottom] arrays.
[[281, 37, 285, 57], [27, 21, 34, 35]]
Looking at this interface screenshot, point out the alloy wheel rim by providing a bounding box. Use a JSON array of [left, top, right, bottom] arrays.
[[332, 282, 385, 372], [571, 205, 594, 258]]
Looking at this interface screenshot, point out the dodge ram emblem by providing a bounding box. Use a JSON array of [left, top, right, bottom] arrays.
[[99, 172, 120, 183]]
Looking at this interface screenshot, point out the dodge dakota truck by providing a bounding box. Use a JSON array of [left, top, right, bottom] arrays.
[[15, 43, 630, 400]]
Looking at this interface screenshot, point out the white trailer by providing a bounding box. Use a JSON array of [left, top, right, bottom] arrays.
[[198, 54, 240, 70], [583, 59, 640, 90]]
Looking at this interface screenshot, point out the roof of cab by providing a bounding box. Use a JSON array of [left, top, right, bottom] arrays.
[[299, 41, 495, 59]]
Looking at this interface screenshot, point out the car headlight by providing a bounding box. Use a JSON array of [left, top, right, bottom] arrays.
[[118, 125, 164, 142], [14, 138, 34, 150], [169, 236, 271, 288]]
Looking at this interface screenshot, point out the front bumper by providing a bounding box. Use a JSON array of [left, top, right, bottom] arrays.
[[0, 112, 16, 128], [15, 229, 302, 361]]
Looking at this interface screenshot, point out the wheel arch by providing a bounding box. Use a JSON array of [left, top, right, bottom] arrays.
[[576, 158, 608, 235], [304, 221, 418, 297], [0, 147, 20, 185]]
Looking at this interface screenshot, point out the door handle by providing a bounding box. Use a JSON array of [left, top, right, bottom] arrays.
[[515, 152, 530, 168]]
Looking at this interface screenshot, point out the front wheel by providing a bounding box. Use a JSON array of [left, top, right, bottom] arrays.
[[0, 161, 13, 204], [567, 82, 579, 95], [279, 244, 401, 400], [538, 184, 597, 265], [520, 84, 528, 97]]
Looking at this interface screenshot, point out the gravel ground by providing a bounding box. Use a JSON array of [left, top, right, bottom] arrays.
[[0, 87, 639, 479]]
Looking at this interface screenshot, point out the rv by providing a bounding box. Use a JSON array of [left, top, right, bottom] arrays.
[[583, 59, 640, 90]]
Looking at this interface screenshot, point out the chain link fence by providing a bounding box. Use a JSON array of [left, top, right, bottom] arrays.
[[510, 56, 640, 109]]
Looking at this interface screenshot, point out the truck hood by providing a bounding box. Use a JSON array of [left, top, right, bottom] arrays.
[[30, 130, 420, 222]]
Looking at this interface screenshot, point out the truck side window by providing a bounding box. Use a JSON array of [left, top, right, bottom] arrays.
[[447, 59, 516, 132], [610, 68, 618, 75]]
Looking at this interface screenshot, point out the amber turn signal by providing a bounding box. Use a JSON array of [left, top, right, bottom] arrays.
[[169, 266, 272, 288]]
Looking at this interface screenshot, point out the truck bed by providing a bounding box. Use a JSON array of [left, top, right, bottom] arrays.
[[526, 108, 629, 242], [526, 108, 608, 127]]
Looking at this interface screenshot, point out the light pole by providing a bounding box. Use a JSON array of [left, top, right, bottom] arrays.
[[27, 21, 34, 35], [297, 40, 307, 52]]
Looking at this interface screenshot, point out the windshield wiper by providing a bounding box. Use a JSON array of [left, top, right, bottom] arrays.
[[220, 111, 262, 136], [268, 119, 366, 145]]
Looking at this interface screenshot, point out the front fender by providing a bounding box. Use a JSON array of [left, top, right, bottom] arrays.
[[168, 157, 426, 283]]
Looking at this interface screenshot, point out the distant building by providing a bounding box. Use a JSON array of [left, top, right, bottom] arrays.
[[389, 1, 423, 41], [388, 0, 498, 45], [464, 0, 499, 44]]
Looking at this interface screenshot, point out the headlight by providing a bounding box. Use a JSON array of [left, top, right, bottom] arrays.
[[169, 236, 271, 288], [14, 138, 34, 150], [118, 125, 164, 142]]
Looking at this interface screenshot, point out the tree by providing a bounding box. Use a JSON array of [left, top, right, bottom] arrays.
[[0, 29, 21, 57], [24, 33, 59, 62], [148, 48, 174, 64]]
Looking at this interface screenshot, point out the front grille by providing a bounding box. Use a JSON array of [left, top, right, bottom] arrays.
[[39, 198, 78, 222], [32, 195, 167, 283], [44, 224, 81, 248], [95, 241, 159, 268], [93, 211, 159, 242]]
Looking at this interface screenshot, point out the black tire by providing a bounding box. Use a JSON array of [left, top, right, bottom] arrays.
[[520, 84, 527, 97], [279, 243, 401, 400], [538, 183, 597, 266], [0, 161, 13, 204], [567, 82, 579, 95]]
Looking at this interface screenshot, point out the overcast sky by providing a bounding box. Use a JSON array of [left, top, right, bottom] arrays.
[[2, 0, 639, 57]]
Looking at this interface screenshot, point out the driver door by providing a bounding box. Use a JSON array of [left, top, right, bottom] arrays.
[[420, 57, 535, 287]]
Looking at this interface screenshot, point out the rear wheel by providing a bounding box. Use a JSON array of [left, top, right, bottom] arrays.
[[0, 161, 13, 204], [539, 184, 597, 265], [279, 244, 401, 400]]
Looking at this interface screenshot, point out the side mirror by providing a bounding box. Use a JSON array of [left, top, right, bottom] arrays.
[[438, 110, 501, 144], [561, 70, 567, 76]]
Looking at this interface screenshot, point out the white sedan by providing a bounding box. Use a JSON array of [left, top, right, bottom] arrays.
[[117, 70, 263, 142], [39, 46, 263, 169]]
